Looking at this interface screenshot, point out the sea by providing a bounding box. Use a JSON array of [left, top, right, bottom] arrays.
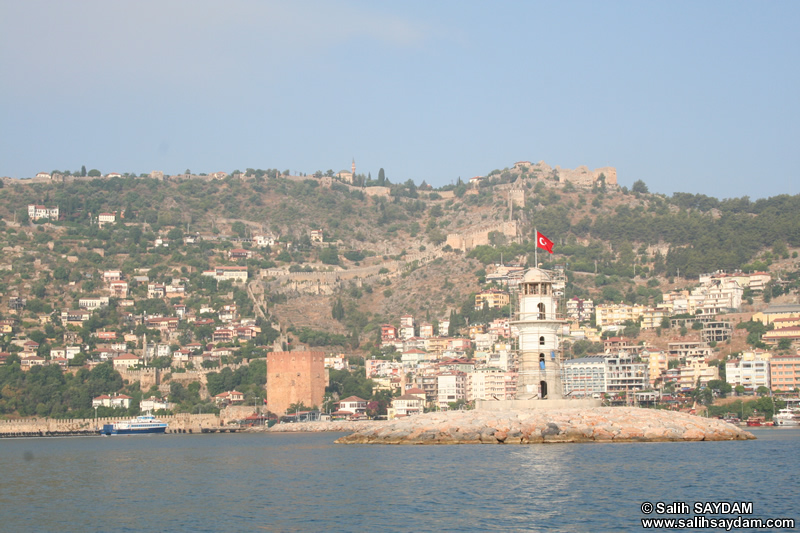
[[1, 427, 798, 533]]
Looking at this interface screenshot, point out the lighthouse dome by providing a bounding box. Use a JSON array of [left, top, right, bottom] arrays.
[[522, 268, 551, 284]]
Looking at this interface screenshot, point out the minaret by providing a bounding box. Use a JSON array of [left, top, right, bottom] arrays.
[[351, 158, 356, 180], [513, 268, 566, 400]]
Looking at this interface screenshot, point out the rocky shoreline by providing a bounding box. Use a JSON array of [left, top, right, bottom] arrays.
[[262, 419, 384, 433], [332, 407, 755, 444]]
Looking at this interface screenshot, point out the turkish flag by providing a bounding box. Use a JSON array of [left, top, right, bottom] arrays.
[[537, 231, 554, 254]]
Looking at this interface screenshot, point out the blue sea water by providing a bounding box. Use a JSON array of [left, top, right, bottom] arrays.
[[0, 427, 798, 532]]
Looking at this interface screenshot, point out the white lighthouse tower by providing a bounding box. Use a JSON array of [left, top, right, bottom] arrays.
[[514, 268, 565, 400]]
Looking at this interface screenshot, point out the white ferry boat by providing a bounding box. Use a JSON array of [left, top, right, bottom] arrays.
[[101, 414, 168, 435], [774, 408, 800, 427]]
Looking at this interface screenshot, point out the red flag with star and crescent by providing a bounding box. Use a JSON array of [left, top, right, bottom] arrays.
[[537, 231, 554, 254]]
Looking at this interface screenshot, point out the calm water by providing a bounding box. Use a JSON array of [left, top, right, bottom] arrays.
[[1, 428, 798, 532]]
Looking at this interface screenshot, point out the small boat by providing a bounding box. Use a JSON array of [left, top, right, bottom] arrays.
[[101, 414, 168, 435], [745, 416, 765, 427], [774, 408, 800, 427]]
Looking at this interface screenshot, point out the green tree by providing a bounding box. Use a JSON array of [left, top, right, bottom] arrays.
[[319, 246, 339, 265], [88, 169, 101, 177], [331, 299, 345, 321], [231, 221, 246, 238], [631, 180, 649, 194]]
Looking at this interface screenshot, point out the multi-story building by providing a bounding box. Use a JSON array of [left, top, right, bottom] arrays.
[[475, 289, 510, 310], [413, 372, 438, 405], [562, 356, 606, 398], [770, 355, 800, 392], [27, 204, 59, 221], [103, 271, 123, 282], [566, 297, 594, 323], [726, 351, 771, 391], [642, 350, 669, 387], [467, 368, 514, 401], [388, 393, 425, 418], [605, 354, 649, 394], [202, 266, 249, 283], [641, 307, 668, 330], [109, 281, 128, 298], [419, 322, 434, 338], [436, 371, 467, 410], [254, 234, 276, 247], [337, 396, 367, 416], [662, 278, 743, 316], [668, 340, 713, 359], [147, 284, 166, 299], [699, 270, 771, 292], [762, 327, 800, 347], [594, 303, 647, 329], [487, 318, 511, 338], [752, 304, 800, 326], [79, 296, 110, 309], [677, 356, 718, 391], [366, 358, 403, 378], [380, 324, 398, 342], [702, 321, 733, 343], [424, 337, 449, 355]]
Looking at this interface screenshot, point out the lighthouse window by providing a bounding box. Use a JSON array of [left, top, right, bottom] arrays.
[[539, 353, 545, 370], [539, 336, 545, 345], [538, 303, 545, 320]]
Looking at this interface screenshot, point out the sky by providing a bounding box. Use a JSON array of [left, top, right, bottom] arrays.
[[1, 0, 798, 199]]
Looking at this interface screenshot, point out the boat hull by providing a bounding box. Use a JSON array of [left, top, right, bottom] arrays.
[[101, 414, 169, 436], [106, 426, 167, 435]]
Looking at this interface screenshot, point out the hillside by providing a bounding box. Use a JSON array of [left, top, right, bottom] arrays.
[[1, 163, 799, 352]]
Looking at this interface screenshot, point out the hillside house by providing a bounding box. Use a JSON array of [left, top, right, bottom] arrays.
[[112, 353, 141, 370], [92, 394, 133, 409], [228, 248, 251, 260], [214, 390, 245, 405], [27, 204, 59, 221], [98, 212, 117, 226], [203, 266, 249, 283], [336, 396, 367, 417]]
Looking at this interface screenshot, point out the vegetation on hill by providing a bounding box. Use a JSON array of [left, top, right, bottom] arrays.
[[1, 165, 798, 417]]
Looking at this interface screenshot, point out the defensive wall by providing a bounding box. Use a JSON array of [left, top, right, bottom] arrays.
[[260, 248, 447, 295], [446, 221, 518, 252], [0, 413, 222, 436], [513, 161, 617, 188]]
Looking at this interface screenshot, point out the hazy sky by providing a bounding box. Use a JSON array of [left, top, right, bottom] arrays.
[[2, 1, 798, 199]]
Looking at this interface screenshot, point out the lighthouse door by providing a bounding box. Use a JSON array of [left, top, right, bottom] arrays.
[[540, 381, 548, 399]]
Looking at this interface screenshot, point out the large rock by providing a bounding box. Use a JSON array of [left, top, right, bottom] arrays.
[[334, 408, 754, 445]]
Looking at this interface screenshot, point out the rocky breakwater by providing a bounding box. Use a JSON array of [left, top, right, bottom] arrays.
[[335, 407, 755, 445], [262, 420, 385, 433]]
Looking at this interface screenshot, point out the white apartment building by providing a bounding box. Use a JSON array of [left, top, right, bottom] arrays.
[[436, 371, 467, 410], [562, 356, 606, 398], [467, 368, 514, 401], [726, 351, 771, 391]]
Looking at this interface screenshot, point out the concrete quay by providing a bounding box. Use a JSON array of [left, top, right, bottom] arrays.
[[334, 407, 755, 445]]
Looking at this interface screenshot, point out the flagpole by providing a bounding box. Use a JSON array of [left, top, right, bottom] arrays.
[[534, 227, 538, 269]]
